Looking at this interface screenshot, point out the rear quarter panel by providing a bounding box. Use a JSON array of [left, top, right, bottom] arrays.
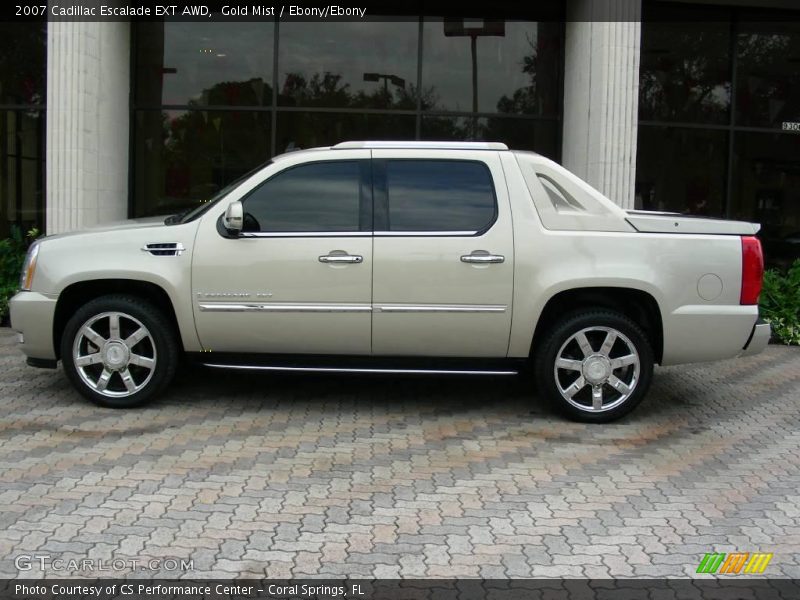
[[500, 153, 753, 365]]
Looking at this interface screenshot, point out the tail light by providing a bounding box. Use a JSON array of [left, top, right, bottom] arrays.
[[740, 236, 764, 305]]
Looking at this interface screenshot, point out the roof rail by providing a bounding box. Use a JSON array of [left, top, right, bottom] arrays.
[[332, 141, 509, 151]]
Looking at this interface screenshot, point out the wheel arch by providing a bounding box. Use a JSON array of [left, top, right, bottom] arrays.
[[530, 287, 664, 364], [53, 279, 182, 360]]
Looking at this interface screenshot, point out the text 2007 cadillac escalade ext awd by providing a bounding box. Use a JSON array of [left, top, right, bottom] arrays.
[[9, 141, 770, 422]]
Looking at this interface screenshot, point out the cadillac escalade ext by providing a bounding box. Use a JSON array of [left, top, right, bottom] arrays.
[[9, 141, 770, 422]]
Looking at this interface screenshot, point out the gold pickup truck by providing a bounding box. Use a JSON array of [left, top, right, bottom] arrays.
[[9, 141, 770, 422]]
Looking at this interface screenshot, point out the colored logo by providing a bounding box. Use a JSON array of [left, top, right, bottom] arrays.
[[696, 552, 773, 575]]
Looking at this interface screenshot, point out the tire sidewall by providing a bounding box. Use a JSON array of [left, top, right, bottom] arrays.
[[535, 310, 654, 423], [61, 295, 178, 408]]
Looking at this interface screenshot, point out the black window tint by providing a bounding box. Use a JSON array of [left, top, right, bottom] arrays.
[[386, 160, 496, 232], [242, 161, 362, 232]]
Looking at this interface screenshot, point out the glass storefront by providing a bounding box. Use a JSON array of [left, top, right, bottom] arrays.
[[132, 109, 272, 217], [3, 3, 796, 262], [132, 18, 564, 217], [0, 22, 46, 238], [636, 2, 800, 268]]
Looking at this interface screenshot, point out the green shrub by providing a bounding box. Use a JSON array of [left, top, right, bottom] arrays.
[[760, 260, 800, 346], [0, 226, 39, 322]]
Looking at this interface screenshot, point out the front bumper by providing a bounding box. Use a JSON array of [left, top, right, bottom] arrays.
[[8, 291, 57, 362], [739, 318, 771, 358]]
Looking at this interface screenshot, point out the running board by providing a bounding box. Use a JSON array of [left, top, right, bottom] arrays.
[[202, 363, 519, 376]]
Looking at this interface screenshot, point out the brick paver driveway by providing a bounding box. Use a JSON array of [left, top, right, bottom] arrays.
[[1, 328, 799, 579]]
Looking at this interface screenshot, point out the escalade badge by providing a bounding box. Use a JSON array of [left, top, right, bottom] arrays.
[[197, 292, 262, 298], [196, 292, 274, 298]]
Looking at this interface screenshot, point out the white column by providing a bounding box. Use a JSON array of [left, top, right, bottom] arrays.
[[46, 21, 130, 234], [562, 0, 641, 209]]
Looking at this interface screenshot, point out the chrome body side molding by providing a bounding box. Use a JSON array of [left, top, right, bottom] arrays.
[[377, 305, 507, 313], [198, 303, 372, 313], [198, 303, 507, 314]]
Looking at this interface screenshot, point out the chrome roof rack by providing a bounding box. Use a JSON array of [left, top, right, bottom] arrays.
[[332, 141, 509, 151]]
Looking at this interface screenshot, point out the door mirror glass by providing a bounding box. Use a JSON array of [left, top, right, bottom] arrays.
[[223, 201, 244, 234]]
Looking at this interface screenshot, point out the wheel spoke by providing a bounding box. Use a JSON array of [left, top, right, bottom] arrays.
[[575, 332, 594, 357], [129, 353, 155, 370], [599, 331, 617, 356], [124, 327, 147, 350], [73, 311, 158, 398], [564, 376, 586, 398], [610, 354, 638, 370], [74, 353, 103, 367], [556, 326, 642, 412], [608, 375, 632, 395], [119, 369, 137, 393], [81, 326, 106, 348], [108, 314, 121, 340], [96, 369, 113, 391], [592, 385, 603, 410], [555, 357, 583, 371]]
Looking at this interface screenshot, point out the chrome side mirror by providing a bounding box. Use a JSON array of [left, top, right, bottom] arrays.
[[223, 201, 243, 235]]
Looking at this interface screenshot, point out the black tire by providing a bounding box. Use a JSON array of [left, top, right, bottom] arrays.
[[61, 294, 179, 408], [533, 309, 654, 423]]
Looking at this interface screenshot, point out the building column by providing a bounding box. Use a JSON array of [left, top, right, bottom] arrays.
[[46, 21, 131, 234], [562, 0, 641, 209]]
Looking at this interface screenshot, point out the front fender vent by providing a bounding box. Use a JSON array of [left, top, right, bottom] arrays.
[[141, 242, 186, 257]]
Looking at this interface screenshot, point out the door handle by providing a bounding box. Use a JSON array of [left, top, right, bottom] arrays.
[[319, 253, 363, 264], [461, 253, 505, 264]]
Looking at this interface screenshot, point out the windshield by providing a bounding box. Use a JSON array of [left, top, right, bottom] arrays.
[[165, 161, 272, 225]]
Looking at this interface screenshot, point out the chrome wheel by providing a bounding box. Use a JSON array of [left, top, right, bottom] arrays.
[[72, 311, 157, 398], [553, 326, 640, 413]]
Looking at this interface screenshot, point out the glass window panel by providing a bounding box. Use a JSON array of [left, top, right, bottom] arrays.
[[241, 161, 362, 232], [635, 126, 728, 217], [135, 22, 273, 107], [731, 131, 800, 270], [421, 116, 559, 159], [639, 5, 731, 124], [736, 18, 800, 129], [133, 110, 271, 217], [0, 110, 45, 238], [0, 22, 46, 106], [421, 20, 562, 116], [385, 160, 496, 232], [278, 22, 419, 109], [276, 112, 415, 153]]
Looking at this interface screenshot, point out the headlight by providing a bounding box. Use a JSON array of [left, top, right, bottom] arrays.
[[19, 241, 40, 291]]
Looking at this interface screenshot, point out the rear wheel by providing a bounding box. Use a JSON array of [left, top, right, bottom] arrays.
[[61, 295, 178, 408], [534, 310, 654, 422]]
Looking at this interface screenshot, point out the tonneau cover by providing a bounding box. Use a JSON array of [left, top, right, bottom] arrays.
[[625, 211, 760, 235]]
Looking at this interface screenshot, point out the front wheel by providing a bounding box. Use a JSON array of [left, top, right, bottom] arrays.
[[534, 310, 654, 423], [61, 295, 178, 408]]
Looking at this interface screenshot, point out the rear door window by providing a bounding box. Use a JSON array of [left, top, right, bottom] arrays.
[[382, 160, 496, 233]]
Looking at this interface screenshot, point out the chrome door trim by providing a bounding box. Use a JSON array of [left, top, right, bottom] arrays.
[[198, 303, 373, 313], [238, 231, 372, 238], [374, 230, 478, 237], [237, 231, 484, 238], [377, 304, 507, 313], [202, 363, 518, 376]]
